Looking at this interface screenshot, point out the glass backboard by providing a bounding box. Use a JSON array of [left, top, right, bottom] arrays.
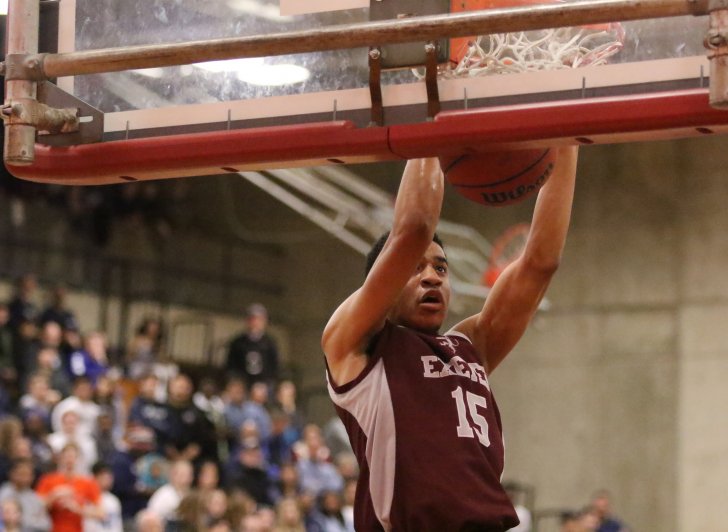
[[6, 0, 728, 184]]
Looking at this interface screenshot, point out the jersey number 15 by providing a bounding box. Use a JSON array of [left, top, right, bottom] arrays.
[[451, 386, 491, 447]]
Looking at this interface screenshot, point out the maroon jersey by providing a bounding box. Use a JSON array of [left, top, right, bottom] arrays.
[[327, 321, 519, 532]]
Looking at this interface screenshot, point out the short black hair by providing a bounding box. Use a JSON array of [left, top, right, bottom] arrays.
[[365, 231, 445, 277], [92, 462, 111, 476]]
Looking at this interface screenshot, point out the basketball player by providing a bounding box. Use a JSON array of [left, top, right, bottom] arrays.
[[322, 147, 578, 531]]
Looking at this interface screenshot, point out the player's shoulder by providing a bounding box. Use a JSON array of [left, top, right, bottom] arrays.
[[443, 328, 473, 344]]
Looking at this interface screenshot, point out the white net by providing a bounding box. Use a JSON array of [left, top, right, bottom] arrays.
[[414, 24, 625, 79]]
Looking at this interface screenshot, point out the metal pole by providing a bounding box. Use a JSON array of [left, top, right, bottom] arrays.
[[706, 0, 728, 107], [4, 0, 40, 165], [37, 0, 709, 79]]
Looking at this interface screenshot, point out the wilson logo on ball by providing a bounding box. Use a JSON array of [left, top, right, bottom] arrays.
[[441, 149, 555, 207]]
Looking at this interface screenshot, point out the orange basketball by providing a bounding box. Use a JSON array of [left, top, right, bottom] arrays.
[[440, 148, 555, 207]]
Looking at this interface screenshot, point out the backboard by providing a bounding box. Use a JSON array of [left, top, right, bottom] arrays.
[[5, 0, 728, 184]]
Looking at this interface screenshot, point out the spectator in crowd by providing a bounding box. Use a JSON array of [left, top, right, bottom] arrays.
[[0, 458, 51, 532], [273, 380, 304, 440], [21, 412, 54, 478], [38, 285, 79, 334], [51, 377, 100, 436], [505, 482, 533, 532], [135, 509, 164, 532], [341, 479, 356, 531], [34, 347, 71, 398], [174, 489, 205, 531], [10, 318, 39, 393], [322, 417, 352, 460], [239, 505, 276, 532], [242, 381, 273, 443], [195, 460, 221, 498], [226, 304, 280, 388], [306, 490, 351, 532], [126, 317, 164, 381], [6, 437, 33, 468], [25, 321, 64, 376], [225, 438, 274, 507], [193, 377, 226, 424], [7, 274, 39, 333], [193, 377, 227, 461], [109, 426, 158, 522], [146, 459, 193, 525], [560, 511, 584, 532], [272, 463, 301, 503], [590, 490, 630, 532], [18, 373, 60, 430], [0, 304, 18, 400], [128, 373, 168, 441], [35, 443, 104, 532], [135, 450, 169, 494], [0, 497, 23, 532], [294, 425, 343, 498], [84, 463, 122, 532], [94, 374, 126, 446], [0, 418, 23, 484], [47, 410, 97, 475], [274, 496, 306, 532], [94, 411, 118, 466], [151, 352, 179, 404], [201, 488, 229, 529], [0, 386, 10, 420], [333, 452, 358, 485], [265, 408, 296, 476], [222, 377, 248, 447], [68, 332, 109, 385], [159, 374, 216, 463]]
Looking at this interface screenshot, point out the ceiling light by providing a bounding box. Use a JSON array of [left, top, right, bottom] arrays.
[[280, 0, 368, 16], [194, 59, 309, 86], [227, 0, 293, 22], [131, 66, 193, 78], [237, 64, 310, 86], [131, 68, 167, 79], [194, 58, 264, 74]]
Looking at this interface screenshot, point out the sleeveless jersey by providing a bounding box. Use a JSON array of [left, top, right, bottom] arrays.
[[326, 321, 519, 532]]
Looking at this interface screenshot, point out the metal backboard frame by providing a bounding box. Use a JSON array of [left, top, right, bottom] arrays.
[[3, 0, 728, 184]]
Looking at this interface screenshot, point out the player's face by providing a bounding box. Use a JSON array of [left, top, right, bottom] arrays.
[[389, 241, 450, 334]]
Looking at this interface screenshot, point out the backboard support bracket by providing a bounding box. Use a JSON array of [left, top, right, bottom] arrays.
[[706, 0, 728, 106], [368, 47, 384, 126], [36, 81, 104, 146], [425, 42, 442, 120], [369, 0, 450, 69]]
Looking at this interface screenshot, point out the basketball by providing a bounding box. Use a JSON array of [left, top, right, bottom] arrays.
[[440, 148, 555, 207]]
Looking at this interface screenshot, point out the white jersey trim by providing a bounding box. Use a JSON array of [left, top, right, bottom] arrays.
[[327, 359, 395, 532], [444, 329, 473, 344]]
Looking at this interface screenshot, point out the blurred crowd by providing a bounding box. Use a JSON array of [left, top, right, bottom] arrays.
[[1, 176, 178, 247], [0, 272, 632, 532], [0, 273, 356, 532], [556, 490, 630, 532]]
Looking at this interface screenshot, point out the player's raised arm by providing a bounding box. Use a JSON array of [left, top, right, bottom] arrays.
[[322, 158, 444, 385], [454, 146, 578, 373]]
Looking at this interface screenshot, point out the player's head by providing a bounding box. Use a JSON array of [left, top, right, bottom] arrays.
[[365, 231, 445, 276], [366, 231, 450, 334]]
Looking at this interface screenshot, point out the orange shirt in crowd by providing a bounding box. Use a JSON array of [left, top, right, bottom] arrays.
[[35, 472, 101, 532]]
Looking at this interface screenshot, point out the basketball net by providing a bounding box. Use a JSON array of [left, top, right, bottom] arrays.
[[414, 24, 625, 79], [482, 222, 531, 287]]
